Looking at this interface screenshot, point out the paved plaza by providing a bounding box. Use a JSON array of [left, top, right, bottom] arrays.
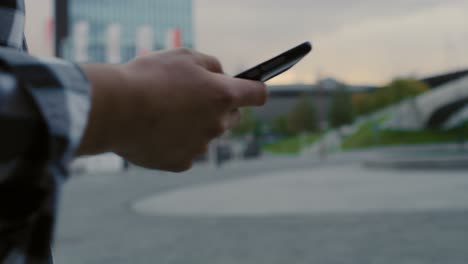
[[54, 153, 468, 264]]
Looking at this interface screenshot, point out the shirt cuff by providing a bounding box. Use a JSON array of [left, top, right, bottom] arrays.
[[0, 48, 91, 168]]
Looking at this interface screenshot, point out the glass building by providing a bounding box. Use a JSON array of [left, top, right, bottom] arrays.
[[62, 0, 193, 63]]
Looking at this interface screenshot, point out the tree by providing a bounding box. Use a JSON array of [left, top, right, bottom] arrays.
[[352, 78, 429, 117], [387, 78, 428, 102], [231, 108, 257, 136], [352, 93, 374, 116], [287, 93, 318, 134], [271, 115, 290, 136], [329, 86, 354, 128]]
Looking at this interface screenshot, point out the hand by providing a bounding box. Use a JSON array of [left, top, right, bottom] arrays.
[[77, 48, 268, 171]]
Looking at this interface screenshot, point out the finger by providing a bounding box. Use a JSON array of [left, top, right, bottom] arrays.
[[223, 109, 241, 130], [196, 143, 210, 156], [218, 75, 269, 107], [193, 52, 224, 74]]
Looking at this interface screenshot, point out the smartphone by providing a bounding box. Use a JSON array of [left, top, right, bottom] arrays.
[[235, 41, 312, 82]]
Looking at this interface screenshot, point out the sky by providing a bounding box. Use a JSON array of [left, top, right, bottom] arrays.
[[25, 0, 468, 85]]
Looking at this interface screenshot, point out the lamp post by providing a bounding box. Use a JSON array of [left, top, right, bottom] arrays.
[[54, 0, 68, 58]]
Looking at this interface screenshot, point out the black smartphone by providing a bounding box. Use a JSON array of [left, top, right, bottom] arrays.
[[235, 41, 312, 82]]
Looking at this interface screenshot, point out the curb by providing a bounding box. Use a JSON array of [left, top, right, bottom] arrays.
[[363, 156, 468, 170]]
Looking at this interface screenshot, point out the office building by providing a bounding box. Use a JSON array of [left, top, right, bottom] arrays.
[[61, 0, 193, 63]]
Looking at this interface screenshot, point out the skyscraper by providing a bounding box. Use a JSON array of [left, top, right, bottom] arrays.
[[61, 0, 193, 63]]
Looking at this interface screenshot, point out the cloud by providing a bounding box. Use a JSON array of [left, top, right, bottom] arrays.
[[312, 4, 468, 84], [195, 0, 468, 84], [24, 0, 468, 84]]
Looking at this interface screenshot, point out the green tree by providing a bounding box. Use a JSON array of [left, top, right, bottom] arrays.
[[352, 78, 429, 116], [287, 93, 318, 134], [352, 93, 372, 116], [329, 86, 354, 128], [387, 78, 428, 102], [231, 108, 256, 136], [271, 115, 291, 136]]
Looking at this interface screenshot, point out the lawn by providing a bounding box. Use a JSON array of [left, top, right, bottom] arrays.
[[341, 120, 466, 150], [263, 133, 323, 154]]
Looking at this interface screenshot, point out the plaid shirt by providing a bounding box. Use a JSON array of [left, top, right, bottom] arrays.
[[0, 0, 91, 263]]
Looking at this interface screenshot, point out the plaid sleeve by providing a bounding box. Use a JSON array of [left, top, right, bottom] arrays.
[[0, 48, 91, 262], [0, 0, 26, 50], [0, 0, 91, 262]]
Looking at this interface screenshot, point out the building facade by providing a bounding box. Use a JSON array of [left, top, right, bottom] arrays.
[[62, 0, 193, 63], [253, 80, 376, 129]]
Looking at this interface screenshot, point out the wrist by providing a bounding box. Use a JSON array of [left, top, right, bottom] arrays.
[[76, 64, 128, 156]]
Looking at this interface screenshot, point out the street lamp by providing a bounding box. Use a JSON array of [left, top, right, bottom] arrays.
[[54, 0, 69, 57]]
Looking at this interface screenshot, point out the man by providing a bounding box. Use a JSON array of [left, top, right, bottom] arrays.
[[0, 0, 268, 263]]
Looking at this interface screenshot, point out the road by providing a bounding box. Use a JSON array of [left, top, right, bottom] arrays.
[[54, 153, 468, 264]]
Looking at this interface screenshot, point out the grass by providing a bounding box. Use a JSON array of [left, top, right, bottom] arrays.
[[263, 133, 323, 154], [342, 120, 467, 150]]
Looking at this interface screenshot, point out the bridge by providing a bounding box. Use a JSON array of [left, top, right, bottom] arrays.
[[386, 75, 468, 130]]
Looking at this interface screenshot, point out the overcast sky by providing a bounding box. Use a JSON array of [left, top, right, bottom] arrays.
[[25, 0, 468, 85]]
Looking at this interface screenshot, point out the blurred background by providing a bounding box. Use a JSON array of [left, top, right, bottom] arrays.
[[25, 0, 468, 263]]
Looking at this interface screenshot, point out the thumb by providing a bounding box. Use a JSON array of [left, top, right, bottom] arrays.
[[217, 74, 269, 107]]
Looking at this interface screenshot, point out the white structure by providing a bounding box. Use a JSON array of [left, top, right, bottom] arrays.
[[444, 106, 468, 129], [73, 21, 89, 63], [106, 23, 121, 64], [166, 28, 181, 49], [71, 153, 125, 174], [136, 25, 154, 56], [385, 76, 468, 130]]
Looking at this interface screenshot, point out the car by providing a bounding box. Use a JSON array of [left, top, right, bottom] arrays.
[[243, 138, 261, 159]]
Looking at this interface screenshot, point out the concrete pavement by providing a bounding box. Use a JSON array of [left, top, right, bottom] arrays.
[[134, 164, 468, 217], [53, 153, 468, 264]]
